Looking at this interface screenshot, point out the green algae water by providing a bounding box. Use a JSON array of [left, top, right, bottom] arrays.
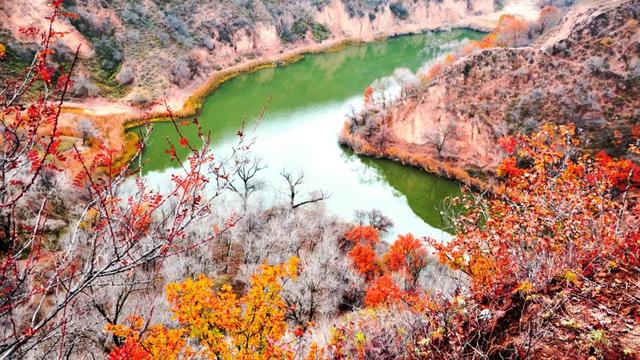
[[141, 29, 484, 240]]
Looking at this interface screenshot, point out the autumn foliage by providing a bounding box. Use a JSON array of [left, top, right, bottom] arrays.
[[434, 124, 639, 300], [493, 14, 529, 47], [348, 243, 379, 280], [384, 233, 428, 288], [108, 258, 300, 359], [330, 125, 639, 357], [423, 11, 534, 83], [343, 225, 431, 307], [363, 274, 403, 307], [4, 1, 639, 358], [344, 225, 379, 245]]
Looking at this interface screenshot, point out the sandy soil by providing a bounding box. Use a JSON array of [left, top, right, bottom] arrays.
[[0, 0, 94, 58]]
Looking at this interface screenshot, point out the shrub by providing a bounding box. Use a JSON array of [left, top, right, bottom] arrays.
[[389, 2, 409, 20], [115, 66, 134, 85], [94, 35, 123, 77], [287, 18, 332, 43], [171, 56, 198, 86], [71, 75, 100, 97], [217, 24, 234, 45], [127, 89, 152, 106], [310, 22, 331, 42], [164, 11, 192, 46], [584, 56, 609, 73], [433, 125, 640, 300], [279, 26, 295, 43], [291, 18, 309, 39]]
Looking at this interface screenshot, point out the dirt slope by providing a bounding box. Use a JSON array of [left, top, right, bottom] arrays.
[[341, 0, 640, 185]]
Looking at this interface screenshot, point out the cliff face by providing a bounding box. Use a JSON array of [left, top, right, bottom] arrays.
[[0, 0, 494, 110], [342, 0, 640, 183]]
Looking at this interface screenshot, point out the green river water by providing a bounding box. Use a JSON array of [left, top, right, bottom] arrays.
[[140, 29, 484, 240]]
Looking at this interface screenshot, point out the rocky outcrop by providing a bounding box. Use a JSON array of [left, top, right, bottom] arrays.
[[341, 0, 640, 184]]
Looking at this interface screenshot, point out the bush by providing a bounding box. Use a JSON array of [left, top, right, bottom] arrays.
[[287, 18, 331, 43], [164, 11, 192, 47], [291, 18, 309, 39], [115, 66, 134, 85], [389, 2, 409, 20], [341, 0, 388, 18], [94, 35, 123, 77], [127, 89, 151, 106], [120, 3, 151, 27], [279, 27, 295, 44], [310, 22, 331, 42], [71, 75, 99, 97], [584, 56, 609, 73], [171, 56, 198, 86], [68, 10, 100, 39], [217, 25, 234, 45]]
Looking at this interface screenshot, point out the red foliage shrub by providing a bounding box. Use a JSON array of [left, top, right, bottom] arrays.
[[344, 225, 380, 246], [433, 125, 639, 301], [364, 275, 403, 307], [349, 243, 379, 280], [384, 233, 428, 288]]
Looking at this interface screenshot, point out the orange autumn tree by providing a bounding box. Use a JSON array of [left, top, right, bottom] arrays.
[[344, 225, 380, 245], [433, 124, 640, 302], [343, 225, 431, 306], [349, 243, 379, 280], [345, 225, 381, 280], [363, 274, 403, 307], [384, 233, 428, 290], [108, 258, 300, 360], [494, 14, 529, 47]]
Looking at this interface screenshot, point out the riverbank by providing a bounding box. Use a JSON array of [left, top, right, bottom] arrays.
[[338, 129, 490, 192], [58, 29, 481, 168], [60, 28, 479, 128]]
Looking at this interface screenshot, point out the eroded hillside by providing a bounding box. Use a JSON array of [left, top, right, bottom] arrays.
[[1, 0, 495, 112], [341, 0, 640, 185]]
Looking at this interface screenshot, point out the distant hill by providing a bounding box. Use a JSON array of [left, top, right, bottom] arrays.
[[341, 0, 640, 185]]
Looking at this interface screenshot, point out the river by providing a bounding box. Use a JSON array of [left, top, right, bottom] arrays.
[[140, 29, 484, 241]]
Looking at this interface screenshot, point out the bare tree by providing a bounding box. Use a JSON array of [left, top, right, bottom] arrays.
[[372, 125, 392, 151], [230, 203, 362, 326], [77, 118, 97, 146], [228, 155, 265, 208], [424, 121, 457, 159], [353, 209, 394, 235], [280, 170, 328, 210]]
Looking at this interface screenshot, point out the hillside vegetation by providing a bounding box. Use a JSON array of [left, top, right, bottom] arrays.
[[341, 0, 640, 186]]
